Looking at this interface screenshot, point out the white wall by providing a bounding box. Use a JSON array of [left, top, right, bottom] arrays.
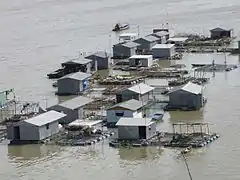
[[107, 109, 142, 123], [133, 111, 142, 118], [39, 121, 59, 140]]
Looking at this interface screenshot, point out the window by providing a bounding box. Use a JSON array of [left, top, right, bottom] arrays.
[[115, 112, 124, 117], [46, 123, 49, 130]]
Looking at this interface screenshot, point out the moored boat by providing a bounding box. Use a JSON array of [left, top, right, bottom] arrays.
[[112, 23, 130, 32], [151, 111, 165, 121]]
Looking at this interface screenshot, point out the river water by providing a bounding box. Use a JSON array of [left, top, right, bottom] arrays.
[[1, 0, 240, 179]]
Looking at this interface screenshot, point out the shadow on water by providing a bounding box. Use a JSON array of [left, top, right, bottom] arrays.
[[169, 110, 204, 123], [117, 146, 164, 162], [7, 144, 62, 163]]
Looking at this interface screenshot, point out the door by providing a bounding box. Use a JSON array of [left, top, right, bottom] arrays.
[[116, 94, 122, 103], [138, 126, 146, 139], [13, 126, 20, 140]]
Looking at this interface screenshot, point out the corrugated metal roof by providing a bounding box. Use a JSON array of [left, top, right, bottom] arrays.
[[152, 44, 175, 49], [128, 83, 155, 94], [129, 55, 152, 59], [108, 99, 144, 111], [210, 27, 228, 32], [60, 72, 91, 81], [143, 35, 159, 42], [71, 58, 92, 64], [122, 41, 140, 48], [69, 120, 102, 127], [62, 58, 92, 65], [24, 110, 66, 127], [168, 82, 202, 95], [85, 51, 108, 59], [58, 96, 93, 110], [136, 36, 159, 43], [181, 82, 202, 94], [168, 37, 188, 42], [153, 31, 169, 37], [116, 117, 153, 126], [119, 33, 137, 37]]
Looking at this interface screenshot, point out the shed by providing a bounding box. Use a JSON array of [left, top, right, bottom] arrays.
[[168, 82, 204, 110], [134, 36, 159, 52], [116, 117, 156, 140], [116, 83, 155, 103], [210, 27, 232, 39], [47, 96, 93, 124], [7, 110, 66, 142], [129, 55, 153, 67], [85, 51, 110, 70], [152, 44, 175, 59], [107, 99, 145, 126], [113, 41, 140, 59], [57, 72, 91, 95], [119, 33, 138, 42], [61, 58, 92, 73], [167, 37, 188, 45]]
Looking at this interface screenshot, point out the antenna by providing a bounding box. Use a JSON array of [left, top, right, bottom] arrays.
[[137, 83, 146, 125], [137, 25, 140, 38], [224, 44, 227, 67]]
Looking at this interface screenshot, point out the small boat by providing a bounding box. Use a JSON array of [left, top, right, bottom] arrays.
[[112, 23, 130, 32], [152, 111, 164, 121]]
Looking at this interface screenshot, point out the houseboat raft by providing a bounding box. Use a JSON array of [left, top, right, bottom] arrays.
[[109, 123, 220, 149]]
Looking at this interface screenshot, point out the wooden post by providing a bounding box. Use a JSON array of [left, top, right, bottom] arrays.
[[207, 124, 210, 135]]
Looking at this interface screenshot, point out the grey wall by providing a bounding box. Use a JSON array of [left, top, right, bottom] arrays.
[[6, 124, 17, 140], [19, 122, 40, 141], [38, 121, 59, 140], [152, 47, 174, 59], [91, 57, 109, 70], [47, 105, 81, 124], [113, 45, 131, 58], [57, 78, 81, 95], [118, 126, 139, 140], [169, 90, 203, 109], [117, 90, 151, 103]]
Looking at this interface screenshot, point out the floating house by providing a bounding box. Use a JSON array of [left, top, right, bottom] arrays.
[[61, 58, 92, 74], [106, 99, 145, 127], [210, 27, 232, 39], [167, 82, 205, 110], [116, 83, 155, 103], [113, 41, 140, 59], [116, 117, 156, 140], [57, 72, 91, 95], [134, 36, 159, 52], [167, 37, 188, 46], [85, 51, 110, 70], [152, 44, 175, 59], [119, 33, 138, 42], [7, 110, 66, 143], [47, 96, 93, 124], [149, 31, 169, 43], [129, 55, 153, 67]]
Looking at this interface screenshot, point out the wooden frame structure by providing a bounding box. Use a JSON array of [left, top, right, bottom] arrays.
[[172, 122, 213, 135]]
